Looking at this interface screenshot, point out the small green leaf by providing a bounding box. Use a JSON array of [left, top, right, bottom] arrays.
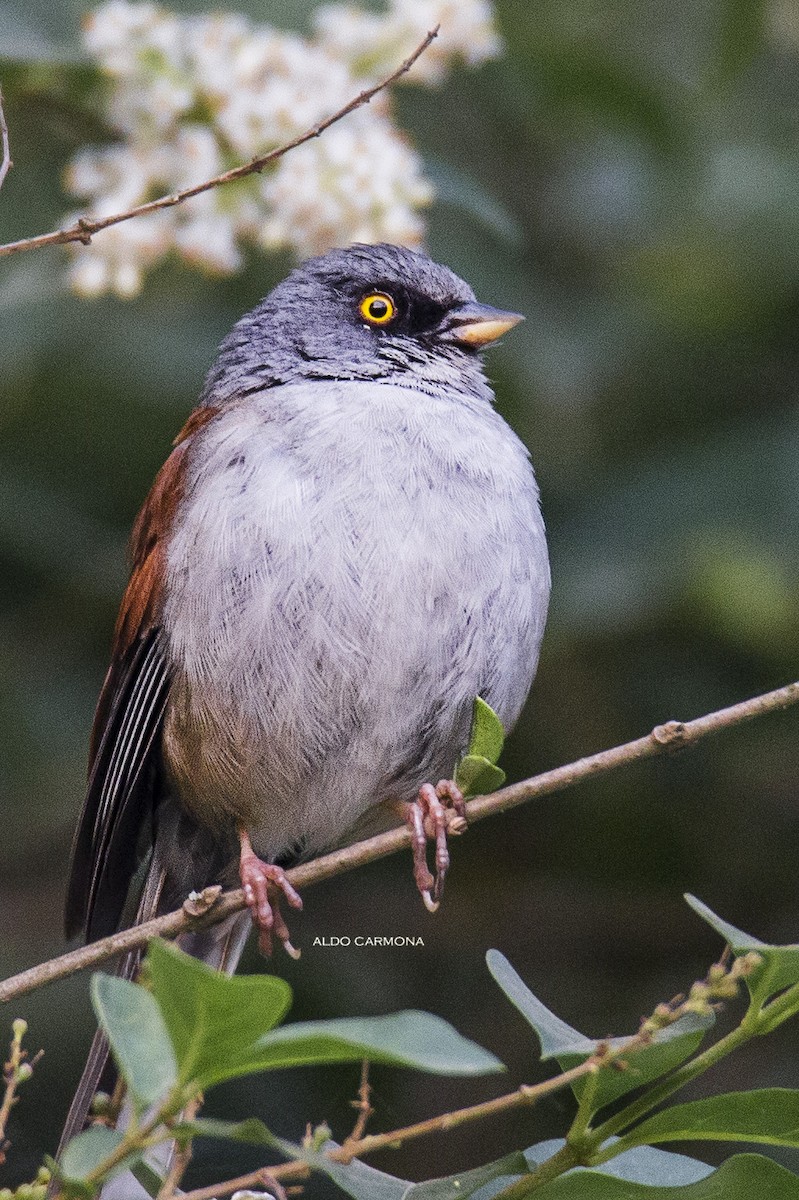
[[468, 1140, 713, 1196], [60, 1127, 126, 1183], [276, 1137, 410, 1200], [487, 951, 712, 1110], [455, 755, 506, 797], [129, 1160, 164, 1199], [90, 974, 178, 1107], [173, 1117, 276, 1147], [685, 894, 799, 997], [144, 938, 292, 1090], [619, 1088, 799, 1151], [524, 1153, 799, 1197], [527, 1141, 713, 1187], [406, 1151, 531, 1198], [468, 698, 506, 763], [487, 950, 594, 1056], [251, 1011, 504, 1075], [456, 699, 506, 795]]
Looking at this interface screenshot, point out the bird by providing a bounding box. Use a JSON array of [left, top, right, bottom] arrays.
[[61, 241, 550, 1148]]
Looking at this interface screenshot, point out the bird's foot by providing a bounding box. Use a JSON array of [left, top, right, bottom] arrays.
[[238, 828, 303, 959], [405, 780, 467, 913]]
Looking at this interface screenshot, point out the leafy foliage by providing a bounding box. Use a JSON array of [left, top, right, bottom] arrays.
[[486, 950, 713, 1109], [50, 938, 502, 1194], [30, 896, 799, 1198]]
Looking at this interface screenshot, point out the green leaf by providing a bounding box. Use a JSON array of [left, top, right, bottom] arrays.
[[90, 974, 178, 1107], [528, 1141, 712, 1187], [129, 1160, 165, 1199], [173, 1117, 277, 1147], [464, 1140, 713, 1197], [144, 938, 292, 1090], [685, 894, 799, 998], [146, 942, 498, 1089], [406, 1152, 531, 1198], [178, 1126, 525, 1199], [487, 951, 712, 1110], [455, 755, 506, 797], [468, 698, 506, 763], [59, 1127, 126, 1183], [487, 949, 594, 1056], [251, 1011, 504, 1075], [527, 1153, 799, 1197], [455, 699, 507, 796], [276, 1137, 411, 1200], [619, 1088, 799, 1151]]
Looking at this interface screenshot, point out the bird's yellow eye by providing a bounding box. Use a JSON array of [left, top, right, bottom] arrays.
[[359, 292, 396, 326]]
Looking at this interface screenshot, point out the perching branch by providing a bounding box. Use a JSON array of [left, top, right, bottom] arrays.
[[1, 678, 797, 1006], [0, 88, 11, 192], [0, 28, 438, 259]]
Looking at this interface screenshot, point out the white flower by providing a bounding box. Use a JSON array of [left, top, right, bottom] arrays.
[[313, 0, 502, 84], [260, 115, 434, 258], [65, 0, 500, 295], [175, 213, 242, 273], [67, 212, 175, 297], [65, 143, 162, 213], [83, 0, 186, 80]]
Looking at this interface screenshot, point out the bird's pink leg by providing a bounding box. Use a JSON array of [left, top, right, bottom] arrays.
[[238, 827, 303, 959], [404, 780, 467, 913]]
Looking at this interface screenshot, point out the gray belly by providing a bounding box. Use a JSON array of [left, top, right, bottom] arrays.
[[161, 382, 550, 861]]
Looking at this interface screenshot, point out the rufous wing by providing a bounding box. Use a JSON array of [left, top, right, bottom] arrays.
[[64, 407, 218, 941]]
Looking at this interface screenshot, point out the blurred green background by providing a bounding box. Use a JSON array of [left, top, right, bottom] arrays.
[[3, 0, 799, 1193]]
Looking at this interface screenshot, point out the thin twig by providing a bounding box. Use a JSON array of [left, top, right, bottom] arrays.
[[0, 28, 438, 259], [179, 1162, 308, 1200], [1, 678, 798, 1005], [343, 1061, 373, 1152], [0, 88, 10, 192], [0, 1020, 40, 1162], [156, 1097, 201, 1200]]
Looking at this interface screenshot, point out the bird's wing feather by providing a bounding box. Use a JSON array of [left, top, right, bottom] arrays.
[[64, 406, 219, 941]]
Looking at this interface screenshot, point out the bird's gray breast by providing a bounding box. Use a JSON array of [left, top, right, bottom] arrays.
[[161, 379, 550, 860]]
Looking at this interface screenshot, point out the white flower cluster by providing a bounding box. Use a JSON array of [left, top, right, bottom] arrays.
[[65, 0, 501, 297]]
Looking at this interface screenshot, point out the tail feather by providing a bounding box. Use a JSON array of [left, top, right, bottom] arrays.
[[55, 862, 168, 1162], [57, 897, 250, 1198]]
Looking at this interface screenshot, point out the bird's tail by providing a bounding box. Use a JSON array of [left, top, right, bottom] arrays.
[[56, 846, 250, 1198]]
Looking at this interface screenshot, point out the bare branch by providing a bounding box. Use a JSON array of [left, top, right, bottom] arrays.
[[342, 1061, 373, 1153], [0, 88, 11, 192], [0, 29, 439, 259], [1, 678, 796, 1005], [156, 1096, 201, 1200]]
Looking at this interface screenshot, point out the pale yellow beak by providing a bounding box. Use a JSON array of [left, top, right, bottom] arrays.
[[448, 303, 524, 348]]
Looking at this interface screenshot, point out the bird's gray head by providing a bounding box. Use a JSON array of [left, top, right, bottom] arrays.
[[202, 243, 522, 404]]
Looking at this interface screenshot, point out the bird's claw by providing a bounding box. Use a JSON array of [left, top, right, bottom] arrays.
[[406, 779, 467, 912], [239, 829, 303, 958]]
